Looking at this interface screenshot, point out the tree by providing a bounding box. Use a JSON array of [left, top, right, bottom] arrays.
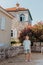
[[19, 21, 43, 44]]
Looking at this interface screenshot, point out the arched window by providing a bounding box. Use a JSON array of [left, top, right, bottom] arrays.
[[20, 14, 25, 22]]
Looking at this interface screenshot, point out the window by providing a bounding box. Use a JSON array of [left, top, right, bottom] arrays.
[[11, 30, 13, 37], [1, 17, 5, 30], [20, 17, 22, 21], [0, 17, 5, 30], [20, 14, 25, 22]]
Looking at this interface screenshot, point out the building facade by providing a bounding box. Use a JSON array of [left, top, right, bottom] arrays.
[[6, 3, 32, 39], [0, 6, 13, 46]]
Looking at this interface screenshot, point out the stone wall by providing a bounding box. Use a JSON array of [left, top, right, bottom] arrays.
[[31, 42, 43, 52], [0, 42, 43, 60], [0, 46, 24, 60]]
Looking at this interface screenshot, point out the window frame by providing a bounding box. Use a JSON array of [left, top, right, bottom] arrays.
[[20, 14, 25, 22]]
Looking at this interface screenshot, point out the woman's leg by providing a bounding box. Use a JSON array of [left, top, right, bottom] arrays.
[[25, 53, 29, 61], [25, 50, 31, 61], [28, 50, 32, 61], [28, 53, 31, 61]]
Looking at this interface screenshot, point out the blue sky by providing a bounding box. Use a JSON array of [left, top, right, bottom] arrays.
[[0, 0, 43, 25]]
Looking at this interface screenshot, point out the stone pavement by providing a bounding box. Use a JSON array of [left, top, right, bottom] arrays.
[[0, 53, 43, 65]]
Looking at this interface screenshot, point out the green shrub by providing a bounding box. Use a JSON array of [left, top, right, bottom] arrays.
[[11, 41, 17, 45]]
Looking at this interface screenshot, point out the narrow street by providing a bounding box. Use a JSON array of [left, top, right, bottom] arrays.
[[0, 53, 43, 65]]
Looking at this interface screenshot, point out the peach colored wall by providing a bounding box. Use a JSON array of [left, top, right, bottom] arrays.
[[0, 11, 12, 46]]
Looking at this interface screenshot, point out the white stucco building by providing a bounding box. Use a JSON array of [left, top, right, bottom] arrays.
[[6, 3, 32, 39]]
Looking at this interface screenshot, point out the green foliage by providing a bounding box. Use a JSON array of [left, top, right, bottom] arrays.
[[19, 22, 43, 43], [11, 41, 17, 45]]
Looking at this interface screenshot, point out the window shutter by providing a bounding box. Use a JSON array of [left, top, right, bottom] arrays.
[[0, 18, 1, 29], [11, 30, 13, 37], [1, 17, 5, 30]]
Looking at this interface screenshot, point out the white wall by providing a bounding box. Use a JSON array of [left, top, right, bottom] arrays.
[[9, 11, 31, 24]]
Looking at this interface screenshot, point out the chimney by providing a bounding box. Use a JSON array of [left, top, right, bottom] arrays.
[[16, 3, 20, 8]]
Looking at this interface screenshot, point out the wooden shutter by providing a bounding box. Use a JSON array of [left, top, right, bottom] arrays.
[[1, 17, 5, 30]]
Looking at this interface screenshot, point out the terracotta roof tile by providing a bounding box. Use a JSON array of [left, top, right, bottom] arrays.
[[6, 7, 28, 12]]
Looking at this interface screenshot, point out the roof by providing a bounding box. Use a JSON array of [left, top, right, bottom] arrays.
[[6, 7, 32, 20], [5, 3, 33, 20], [6, 7, 28, 12], [0, 6, 14, 19], [6, 3, 28, 12]]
